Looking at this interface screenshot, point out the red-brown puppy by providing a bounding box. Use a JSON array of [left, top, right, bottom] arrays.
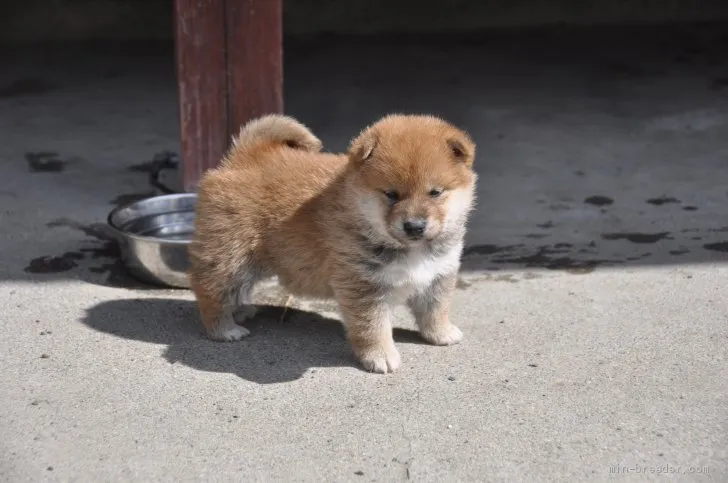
[[189, 114, 477, 373]]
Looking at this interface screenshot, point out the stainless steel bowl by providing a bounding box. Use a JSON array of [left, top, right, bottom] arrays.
[[107, 193, 196, 288]]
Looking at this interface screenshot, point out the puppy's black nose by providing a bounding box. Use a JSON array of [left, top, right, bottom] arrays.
[[403, 219, 427, 238]]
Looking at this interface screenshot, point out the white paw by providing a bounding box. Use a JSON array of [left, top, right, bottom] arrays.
[[357, 344, 401, 374], [421, 324, 463, 346], [209, 325, 250, 342]]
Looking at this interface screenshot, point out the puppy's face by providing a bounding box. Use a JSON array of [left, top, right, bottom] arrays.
[[347, 115, 476, 247]]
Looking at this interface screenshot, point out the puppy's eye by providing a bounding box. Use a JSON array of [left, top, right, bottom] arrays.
[[384, 191, 400, 202], [429, 188, 444, 198]]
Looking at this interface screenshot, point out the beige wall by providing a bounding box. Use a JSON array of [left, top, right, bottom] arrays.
[[2, 0, 728, 43]]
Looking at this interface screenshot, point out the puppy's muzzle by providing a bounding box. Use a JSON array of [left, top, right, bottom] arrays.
[[403, 219, 427, 239]]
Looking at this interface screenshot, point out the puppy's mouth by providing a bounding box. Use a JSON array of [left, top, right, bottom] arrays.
[[391, 230, 436, 246], [405, 233, 426, 242]]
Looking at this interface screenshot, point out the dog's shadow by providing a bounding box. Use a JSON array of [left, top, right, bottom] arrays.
[[82, 298, 426, 384]]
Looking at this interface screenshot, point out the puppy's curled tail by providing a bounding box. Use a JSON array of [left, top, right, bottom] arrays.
[[229, 114, 323, 156]]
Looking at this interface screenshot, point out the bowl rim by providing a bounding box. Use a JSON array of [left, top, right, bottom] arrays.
[[106, 192, 196, 245]]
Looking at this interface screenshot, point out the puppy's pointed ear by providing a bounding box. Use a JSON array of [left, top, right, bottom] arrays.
[[349, 128, 378, 164], [447, 134, 476, 168]]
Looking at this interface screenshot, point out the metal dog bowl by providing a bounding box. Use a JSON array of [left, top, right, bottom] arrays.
[[107, 193, 196, 288]]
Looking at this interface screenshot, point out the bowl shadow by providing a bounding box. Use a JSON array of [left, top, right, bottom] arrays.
[[81, 298, 426, 384]]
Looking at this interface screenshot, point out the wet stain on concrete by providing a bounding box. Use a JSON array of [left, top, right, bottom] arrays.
[[25, 152, 67, 173], [456, 278, 472, 289], [24, 252, 84, 273], [602, 232, 672, 243], [460, 272, 543, 285], [669, 249, 690, 255], [127, 151, 180, 194], [490, 247, 607, 273], [549, 203, 571, 212], [704, 242, 728, 253], [0, 78, 56, 98], [128, 151, 179, 174], [47, 218, 113, 241], [110, 192, 156, 207], [647, 196, 681, 206], [584, 195, 613, 206], [682, 205, 699, 211], [490, 274, 519, 283], [570, 265, 600, 274], [80, 243, 119, 260], [464, 241, 612, 274], [463, 244, 522, 256], [626, 253, 652, 261], [127, 161, 156, 173], [32, 218, 150, 289], [86, 261, 149, 289]]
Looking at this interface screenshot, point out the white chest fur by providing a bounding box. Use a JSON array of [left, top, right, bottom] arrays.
[[373, 243, 462, 300]]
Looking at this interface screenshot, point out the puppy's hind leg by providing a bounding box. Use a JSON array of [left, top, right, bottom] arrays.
[[191, 262, 263, 342], [191, 279, 248, 341], [231, 266, 262, 328]]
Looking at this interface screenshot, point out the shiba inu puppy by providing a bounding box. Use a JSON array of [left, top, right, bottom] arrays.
[[189, 114, 477, 373]]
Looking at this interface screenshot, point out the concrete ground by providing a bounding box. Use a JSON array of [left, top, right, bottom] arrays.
[[1, 25, 727, 481]]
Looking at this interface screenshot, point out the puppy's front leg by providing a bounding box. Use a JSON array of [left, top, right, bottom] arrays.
[[409, 272, 463, 345], [335, 286, 401, 373]]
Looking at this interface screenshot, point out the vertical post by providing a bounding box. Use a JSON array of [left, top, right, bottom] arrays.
[[174, 0, 228, 192], [174, 0, 283, 192], [226, 0, 284, 133]]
